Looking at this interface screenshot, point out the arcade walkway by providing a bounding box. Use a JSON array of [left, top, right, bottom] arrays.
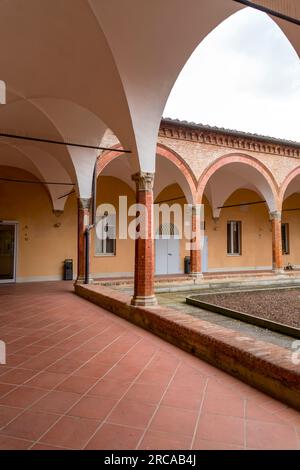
[[0, 282, 299, 450]]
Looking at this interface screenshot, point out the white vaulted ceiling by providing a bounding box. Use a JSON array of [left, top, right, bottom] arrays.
[[0, 0, 298, 207]]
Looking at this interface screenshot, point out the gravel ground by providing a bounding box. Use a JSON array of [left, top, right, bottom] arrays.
[[197, 288, 300, 329]]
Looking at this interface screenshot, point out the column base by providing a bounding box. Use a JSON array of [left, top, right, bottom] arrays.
[[189, 272, 203, 279], [131, 295, 158, 307], [74, 277, 94, 285], [272, 268, 285, 275]]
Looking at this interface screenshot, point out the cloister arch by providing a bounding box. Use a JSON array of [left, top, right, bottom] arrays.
[[197, 154, 279, 217], [279, 167, 300, 205], [97, 143, 197, 205]]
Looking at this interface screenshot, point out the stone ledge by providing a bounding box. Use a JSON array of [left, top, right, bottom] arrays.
[[75, 283, 300, 410]]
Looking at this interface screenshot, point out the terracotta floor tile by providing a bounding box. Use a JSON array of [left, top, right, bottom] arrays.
[[75, 362, 111, 379], [0, 386, 47, 408], [87, 379, 130, 399], [195, 413, 244, 447], [46, 358, 83, 374], [162, 384, 204, 411], [150, 405, 198, 437], [0, 405, 22, 427], [139, 430, 191, 450], [124, 383, 166, 405], [246, 401, 287, 424], [67, 395, 116, 420], [0, 368, 37, 385], [26, 371, 68, 390], [202, 386, 244, 418], [56, 375, 98, 394], [108, 398, 156, 429], [137, 369, 173, 387], [0, 435, 33, 450], [31, 443, 67, 450], [30, 390, 80, 414], [104, 364, 141, 382], [0, 410, 58, 441], [85, 423, 143, 450], [0, 383, 15, 398], [246, 419, 298, 450], [40, 416, 99, 449], [193, 439, 244, 450]]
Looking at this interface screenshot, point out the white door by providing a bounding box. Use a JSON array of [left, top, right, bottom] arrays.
[[155, 237, 180, 275], [155, 238, 168, 275], [166, 238, 180, 274], [202, 236, 208, 273]]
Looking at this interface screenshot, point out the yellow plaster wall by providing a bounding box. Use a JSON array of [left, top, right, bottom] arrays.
[[282, 193, 300, 267], [90, 176, 135, 276], [0, 166, 77, 281], [204, 189, 272, 270]]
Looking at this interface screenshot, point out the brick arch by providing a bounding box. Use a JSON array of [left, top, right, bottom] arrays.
[[156, 143, 197, 204], [97, 143, 197, 204], [96, 144, 126, 177], [279, 166, 300, 205], [196, 153, 279, 211]]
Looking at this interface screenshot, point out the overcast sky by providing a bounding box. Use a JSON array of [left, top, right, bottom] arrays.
[[163, 7, 300, 142]]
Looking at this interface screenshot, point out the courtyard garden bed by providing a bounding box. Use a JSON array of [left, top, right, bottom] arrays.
[[186, 288, 300, 339]]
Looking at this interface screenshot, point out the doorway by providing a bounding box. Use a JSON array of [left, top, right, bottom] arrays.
[[0, 222, 17, 283], [155, 223, 181, 275]]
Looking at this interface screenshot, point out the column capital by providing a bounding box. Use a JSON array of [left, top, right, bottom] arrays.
[[269, 210, 282, 221], [132, 172, 155, 191], [191, 204, 203, 217], [78, 197, 91, 210]]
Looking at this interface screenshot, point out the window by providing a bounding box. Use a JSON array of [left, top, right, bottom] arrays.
[[281, 223, 290, 255], [95, 211, 116, 255], [227, 221, 241, 255]]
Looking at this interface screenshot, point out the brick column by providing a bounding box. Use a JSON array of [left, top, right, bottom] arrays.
[[76, 198, 91, 283], [131, 172, 157, 307], [270, 210, 283, 274], [190, 205, 203, 277]]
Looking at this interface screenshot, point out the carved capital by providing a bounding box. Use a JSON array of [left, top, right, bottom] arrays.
[[78, 198, 91, 210], [132, 172, 155, 191], [269, 210, 282, 221]]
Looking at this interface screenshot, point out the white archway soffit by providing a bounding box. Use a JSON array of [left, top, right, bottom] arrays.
[[204, 162, 276, 216], [0, 0, 298, 181], [284, 175, 300, 200]]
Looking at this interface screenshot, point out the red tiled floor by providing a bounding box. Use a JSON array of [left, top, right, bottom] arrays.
[[195, 413, 245, 447], [87, 379, 130, 399], [0, 281, 300, 450], [85, 423, 143, 450], [108, 398, 156, 429], [0, 383, 15, 398], [56, 375, 98, 394], [67, 396, 116, 420], [0, 435, 33, 450], [26, 371, 68, 390], [30, 390, 80, 414], [139, 430, 191, 450], [0, 410, 59, 441], [0, 405, 22, 427], [0, 386, 47, 408], [0, 368, 37, 385], [40, 416, 99, 449], [246, 419, 299, 450], [149, 405, 198, 437], [123, 383, 166, 405]]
